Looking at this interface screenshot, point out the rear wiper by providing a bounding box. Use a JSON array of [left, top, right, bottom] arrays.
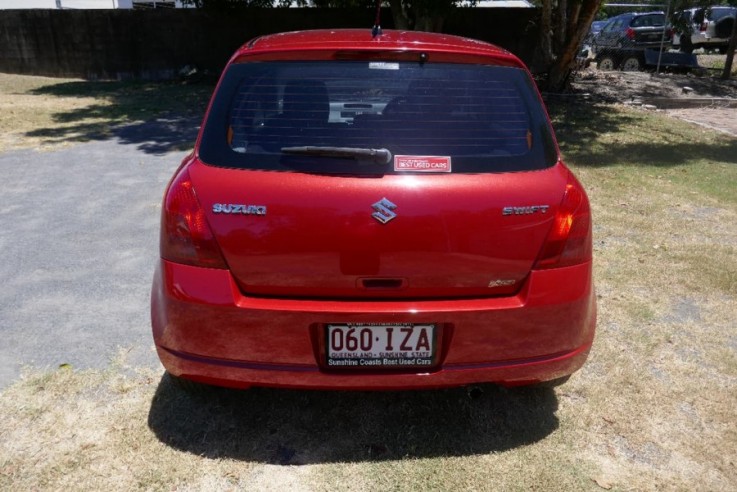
[[281, 146, 392, 165]]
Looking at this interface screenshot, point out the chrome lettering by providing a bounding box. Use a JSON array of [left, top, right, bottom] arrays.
[[502, 205, 550, 216], [247, 205, 267, 215], [212, 203, 268, 216]]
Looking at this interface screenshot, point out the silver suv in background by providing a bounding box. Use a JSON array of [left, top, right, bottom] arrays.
[[672, 6, 736, 54]]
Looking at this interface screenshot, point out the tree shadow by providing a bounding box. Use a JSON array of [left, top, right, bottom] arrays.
[[114, 117, 203, 155], [23, 79, 215, 155], [147, 373, 560, 465], [547, 99, 737, 168], [21, 78, 736, 162]]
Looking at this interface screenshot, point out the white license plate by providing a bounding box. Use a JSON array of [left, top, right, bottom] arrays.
[[326, 323, 435, 368]]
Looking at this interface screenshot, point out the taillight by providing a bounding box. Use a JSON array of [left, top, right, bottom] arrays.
[[160, 166, 227, 269], [626, 28, 636, 40], [533, 174, 592, 270], [700, 22, 707, 32]]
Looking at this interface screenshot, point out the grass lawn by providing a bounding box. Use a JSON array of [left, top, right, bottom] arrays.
[[0, 76, 736, 491], [0, 73, 212, 153]]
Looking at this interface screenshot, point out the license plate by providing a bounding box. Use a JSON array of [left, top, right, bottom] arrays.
[[326, 323, 435, 369]]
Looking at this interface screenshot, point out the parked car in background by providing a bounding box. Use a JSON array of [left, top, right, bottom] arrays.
[[151, 29, 596, 393], [594, 11, 671, 71], [671, 6, 737, 54], [584, 20, 608, 46]]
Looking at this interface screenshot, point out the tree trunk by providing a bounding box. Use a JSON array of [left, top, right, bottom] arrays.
[[388, 0, 449, 33], [721, 16, 737, 80], [547, 0, 602, 91], [567, 2, 581, 37], [555, 0, 567, 53], [414, 16, 444, 32], [389, 0, 410, 30], [540, 0, 554, 66]]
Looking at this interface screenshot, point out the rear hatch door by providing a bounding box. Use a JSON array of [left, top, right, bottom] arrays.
[[192, 163, 568, 299], [194, 58, 565, 299]]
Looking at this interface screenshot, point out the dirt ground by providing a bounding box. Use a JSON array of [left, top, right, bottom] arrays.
[[570, 63, 737, 137]]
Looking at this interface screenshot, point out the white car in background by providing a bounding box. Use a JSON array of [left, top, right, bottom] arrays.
[[672, 6, 736, 54]]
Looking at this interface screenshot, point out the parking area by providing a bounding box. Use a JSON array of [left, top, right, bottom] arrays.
[[0, 139, 182, 387]]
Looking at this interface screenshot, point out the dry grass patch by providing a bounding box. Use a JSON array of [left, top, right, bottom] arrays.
[[0, 73, 212, 153], [1, 85, 736, 490], [553, 103, 737, 490], [0, 359, 267, 491], [0, 74, 100, 152], [698, 54, 737, 77]]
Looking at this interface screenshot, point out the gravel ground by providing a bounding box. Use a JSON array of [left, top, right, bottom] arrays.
[[0, 129, 191, 388], [570, 61, 737, 137], [665, 107, 737, 137]]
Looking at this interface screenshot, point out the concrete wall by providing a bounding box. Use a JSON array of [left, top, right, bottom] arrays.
[[0, 8, 539, 80]]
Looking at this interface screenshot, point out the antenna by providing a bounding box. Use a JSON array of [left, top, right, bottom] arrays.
[[372, 0, 382, 38]]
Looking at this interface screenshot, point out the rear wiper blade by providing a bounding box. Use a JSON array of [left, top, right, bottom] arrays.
[[281, 146, 392, 165]]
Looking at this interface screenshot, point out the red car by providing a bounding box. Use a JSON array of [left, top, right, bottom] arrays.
[[151, 29, 596, 391]]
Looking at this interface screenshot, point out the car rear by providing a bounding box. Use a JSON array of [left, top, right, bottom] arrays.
[[703, 7, 737, 51], [151, 29, 596, 390], [673, 7, 736, 53], [625, 12, 670, 49]]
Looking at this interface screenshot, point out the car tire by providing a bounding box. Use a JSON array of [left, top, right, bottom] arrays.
[[597, 55, 617, 71], [620, 55, 643, 72], [679, 35, 694, 54]]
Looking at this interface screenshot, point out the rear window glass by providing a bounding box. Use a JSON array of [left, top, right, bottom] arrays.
[[603, 17, 627, 31], [710, 7, 736, 21], [631, 14, 665, 27], [199, 61, 557, 174]]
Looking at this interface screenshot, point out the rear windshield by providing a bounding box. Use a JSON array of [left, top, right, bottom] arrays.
[[631, 14, 665, 27], [711, 7, 736, 21], [199, 61, 558, 174]]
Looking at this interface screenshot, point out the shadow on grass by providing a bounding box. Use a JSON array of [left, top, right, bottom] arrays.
[[24, 80, 215, 155], [547, 99, 737, 168], [22, 80, 737, 162], [148, 374, 559, 464]]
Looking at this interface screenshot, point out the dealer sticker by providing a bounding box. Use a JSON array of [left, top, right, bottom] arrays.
[[368, 62, 400, 70], [394, 155, 452, 173]]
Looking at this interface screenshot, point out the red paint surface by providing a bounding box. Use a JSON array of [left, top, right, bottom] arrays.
[[151, 29, 596, 390]]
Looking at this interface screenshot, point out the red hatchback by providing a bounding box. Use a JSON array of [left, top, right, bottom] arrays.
[[151, 29, 596, 391]]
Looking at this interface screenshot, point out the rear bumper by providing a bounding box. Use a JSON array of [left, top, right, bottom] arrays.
[[151, 259, 596, 390]]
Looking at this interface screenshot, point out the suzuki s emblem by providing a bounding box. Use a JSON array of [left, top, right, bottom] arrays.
[[372, 198, 397, 224]]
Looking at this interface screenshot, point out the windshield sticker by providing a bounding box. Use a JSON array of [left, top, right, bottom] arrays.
[[368, 62, 400, 70], [394, 155, 452, 173]]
